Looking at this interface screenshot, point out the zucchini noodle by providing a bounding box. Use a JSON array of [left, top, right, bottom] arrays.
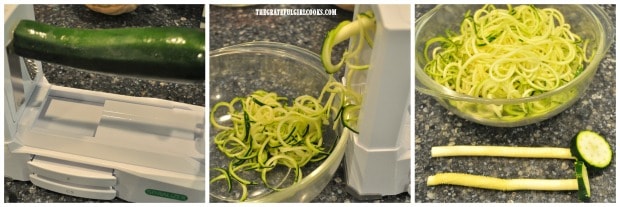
[[423, 5, 590, 120]]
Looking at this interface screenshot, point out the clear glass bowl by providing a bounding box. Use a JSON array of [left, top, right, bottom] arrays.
[[415, 4, 614, 127], [209, 41, 346, 202]]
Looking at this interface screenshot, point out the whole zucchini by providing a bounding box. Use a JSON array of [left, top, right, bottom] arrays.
[[11, 20, 205, 81]]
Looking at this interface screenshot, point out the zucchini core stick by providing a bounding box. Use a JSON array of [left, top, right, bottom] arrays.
[[431, 130, 613, 170], [427, 173, 578, 191], [427, 130, 608, 201], [432, 146, 573, 159], [427, 161, 592, 201]]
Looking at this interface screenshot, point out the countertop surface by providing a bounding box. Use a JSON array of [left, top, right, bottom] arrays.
[[414, 4, 616, 203], [4, 4, 205, 203], [209, 4, 410, 203]]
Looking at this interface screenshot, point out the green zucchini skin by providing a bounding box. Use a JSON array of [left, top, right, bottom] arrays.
[[575, 161, 591, 202], [12, 20, 205, 81]]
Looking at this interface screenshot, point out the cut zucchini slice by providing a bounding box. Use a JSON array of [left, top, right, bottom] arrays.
[[575, 161, 591, 201], [571, 130, 613, 170]]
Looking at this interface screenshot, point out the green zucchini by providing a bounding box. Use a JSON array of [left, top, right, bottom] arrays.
[[11, 20, 205, 81], [570, 130, 613, 170], [575, 161, 591, 201]]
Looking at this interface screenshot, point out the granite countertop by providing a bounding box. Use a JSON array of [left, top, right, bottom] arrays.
[[4, 4, 205, 203], [414, 4, 616, 203], [210, 4, 410, 203]]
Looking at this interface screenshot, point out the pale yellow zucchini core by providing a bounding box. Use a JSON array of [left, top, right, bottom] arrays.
[[431, 146, 574, 159], [427, 173, 578, 191]]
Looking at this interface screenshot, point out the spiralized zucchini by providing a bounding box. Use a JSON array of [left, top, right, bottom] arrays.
[[423, 5, 591, 120], [321, 10, 374, 132], [210, 79, 358, 201], [322, 10, 376, 74], [211, 10, 374, 201]]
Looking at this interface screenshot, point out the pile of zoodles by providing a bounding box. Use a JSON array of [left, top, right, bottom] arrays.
[[423, 5, 592, 121], [210, 10, 375, 201]]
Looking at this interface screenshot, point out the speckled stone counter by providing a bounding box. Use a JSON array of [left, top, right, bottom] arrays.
[[210, 4, 410, 203], [4, 4, 205, 203], [414, 4, 616, 203]]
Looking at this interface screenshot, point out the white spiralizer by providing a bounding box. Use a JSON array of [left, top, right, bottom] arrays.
[[343, 4, 410, 199], [4, 5, 205, 202]]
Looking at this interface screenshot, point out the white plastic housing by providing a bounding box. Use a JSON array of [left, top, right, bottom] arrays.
[[343, 4, 411, 199], [4, 4, 205, 202]]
